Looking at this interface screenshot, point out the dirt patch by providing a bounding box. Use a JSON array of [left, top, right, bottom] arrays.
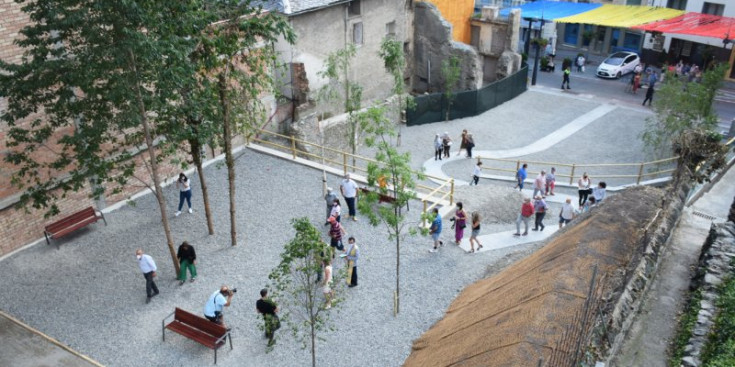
[[452, 184, 526, 224], [403, 186, 664, 367]]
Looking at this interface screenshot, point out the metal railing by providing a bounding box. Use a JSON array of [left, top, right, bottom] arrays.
[[248, 129, 455, 219], [475, 155, 679, 186]]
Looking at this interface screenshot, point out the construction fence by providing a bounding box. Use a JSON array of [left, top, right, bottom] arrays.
[[406, 65, 528, 126]]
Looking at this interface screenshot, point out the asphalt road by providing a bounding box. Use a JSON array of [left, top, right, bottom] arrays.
[[531, 63, 735, 136]]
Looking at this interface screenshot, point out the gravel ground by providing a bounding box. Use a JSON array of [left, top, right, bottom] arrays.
[[0, 149, 538, 367]]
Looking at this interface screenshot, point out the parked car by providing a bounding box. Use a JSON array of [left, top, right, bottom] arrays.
[[596, 51, 640, 79]]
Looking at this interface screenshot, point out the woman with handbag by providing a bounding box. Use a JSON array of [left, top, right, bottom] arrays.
[[453, 202, 467, 245]]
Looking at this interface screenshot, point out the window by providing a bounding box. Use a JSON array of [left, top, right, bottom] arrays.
[[623, 32, 641, 51], [348, 0, 361, 17], [353, 22, 363, 45], [609, 28, 620, 52], [702, 2, 725, 16], [624, 55, 636, 65], [564, 24, 579, 46], [626, 0, 642, 5], [386, 21, 396, 38], [666, 0, 687, 10]]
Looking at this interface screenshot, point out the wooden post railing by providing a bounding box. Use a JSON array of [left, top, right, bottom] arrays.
[[290, 135, 296, 159], [636, 163, 645, 185], [569, 164, 576, 185]]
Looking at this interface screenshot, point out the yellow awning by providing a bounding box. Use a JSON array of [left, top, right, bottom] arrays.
[[554, 4, 684, 28]]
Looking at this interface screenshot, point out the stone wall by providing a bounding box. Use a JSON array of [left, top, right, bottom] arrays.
[[412, 1, 482, 93], [470, 6, 522, 82], [587, 181, 691, 364], [678, 222, 735, 367]]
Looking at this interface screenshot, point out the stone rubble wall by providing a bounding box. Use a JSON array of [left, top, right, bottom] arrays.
[[679, 222, 735, 367], [593, 182, 691, 364]]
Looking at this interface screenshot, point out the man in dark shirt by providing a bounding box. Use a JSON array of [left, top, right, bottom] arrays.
[[176, 241, 197, 285], [256, 288, 280, 346]]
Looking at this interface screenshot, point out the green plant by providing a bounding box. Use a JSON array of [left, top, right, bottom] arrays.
[[669, 288, 703, 366], [701, 267, 735, 366], [531, 38, 548, 49], [356, 105, 424, 315], [540, 56, 549, 69], [268, 217, 345, 367], [441, 55, 461, 123]]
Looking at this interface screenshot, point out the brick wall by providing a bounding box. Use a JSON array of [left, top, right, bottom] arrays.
[[0, 1, 196, 257]]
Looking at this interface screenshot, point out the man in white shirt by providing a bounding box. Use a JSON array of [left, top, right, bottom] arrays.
[[533, 170, 546, 199], [559, 198, 576, 229], [340, 173, 359, 221], [204, 285, 234, 327], [136, 249, 159, 304]]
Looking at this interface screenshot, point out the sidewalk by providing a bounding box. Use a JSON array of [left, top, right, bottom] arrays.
[[0, 310, 102, 367], [613, 165, 735, 366]]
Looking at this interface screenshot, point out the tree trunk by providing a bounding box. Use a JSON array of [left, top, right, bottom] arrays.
[[395, 227, 400, 315], [219, 72, 238, 247], [728, 195, 735, 223], [310, 315, 317, 367], [129, 50, 180, 275], [189, 136, 215, 235]]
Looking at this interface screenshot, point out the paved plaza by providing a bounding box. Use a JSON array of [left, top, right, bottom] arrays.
[[0, 89, 656, 366]]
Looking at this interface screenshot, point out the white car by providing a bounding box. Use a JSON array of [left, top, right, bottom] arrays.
[[596, 51, 640, 79]]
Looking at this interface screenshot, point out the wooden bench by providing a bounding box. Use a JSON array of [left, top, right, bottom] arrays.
[[43, 206, 106, 248], [359, 187, 409, 211], [162, 308, 232, 364]]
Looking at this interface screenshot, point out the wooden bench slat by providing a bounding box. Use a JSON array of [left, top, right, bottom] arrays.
[[166, 322, 223, 349], [43, 206, 106, 246], [47, 217, 99, 238], [174, 308, 228, 337], [45, 208, 97, 230]]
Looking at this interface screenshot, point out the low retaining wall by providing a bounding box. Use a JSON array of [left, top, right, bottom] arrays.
[[679, 223, 735, 367]]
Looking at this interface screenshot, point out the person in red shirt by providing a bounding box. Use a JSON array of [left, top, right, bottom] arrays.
[[513, 197, 535, 236]]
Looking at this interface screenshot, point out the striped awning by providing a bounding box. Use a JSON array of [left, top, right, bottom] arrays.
[[633, 12, 735, 40], [554, 4, 684, 28]]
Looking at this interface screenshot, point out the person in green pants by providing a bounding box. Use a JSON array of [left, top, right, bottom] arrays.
[[177, 241, 197, 285]]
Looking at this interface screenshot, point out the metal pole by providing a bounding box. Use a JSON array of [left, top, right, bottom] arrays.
[[524, 19, 534, 56], [570, 164, 576, 185], [290, 135, 296, 159], [532, 41, 540, 86]]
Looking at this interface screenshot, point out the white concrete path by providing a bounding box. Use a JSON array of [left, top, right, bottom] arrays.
[[423, 103, 617, 186], [457, 226, 560, 254]]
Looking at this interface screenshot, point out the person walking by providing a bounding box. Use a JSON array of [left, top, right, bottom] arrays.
[[177, 241, 197, 285], [324, 187, 338, 225], [330, 199, 342, 223], [204, 285, 234, 327], [515, 163, 528, 191], [136, 249, 159, 304], [533, 170, 546, 199], [340, 173, 359, 221], [642, 71, 657, 106], [322, 258, 334, 309], [327, 216, 346, 251], [470, 161, 482, 186], [545, 167, 556, 196], [513, 198, 534, 236], [632, 72, 641, 94], [175, 172, 192, 216], [561, 65, 571, 90], [457, 129, 468, 157], [256, 289, 280, 347], [576, 54, 585, 73], [442, 132, 452, 158], [469, 212, 483, 253], [428, 208, 443, 253], [345, 237, 359, 287], [578, 172, 591, 206], [453, 202, 467, 245], [434, 134, 443, 161], [465, 133, 475, 158], [559, 198, 575, 229], [592, 182, 607, 203], [532, 195, 548, 231]]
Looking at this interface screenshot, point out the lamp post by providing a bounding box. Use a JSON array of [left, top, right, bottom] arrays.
[[531, 19, 545, 86]]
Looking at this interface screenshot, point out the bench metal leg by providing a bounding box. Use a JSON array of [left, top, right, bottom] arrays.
[[228, 333, 233, 350], [214, 348, 217, 365], [100, 212, 107, 226], [44, 232, 50, 245]]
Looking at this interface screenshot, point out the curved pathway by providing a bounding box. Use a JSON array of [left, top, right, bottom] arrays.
[[428, 104, 618, 253]]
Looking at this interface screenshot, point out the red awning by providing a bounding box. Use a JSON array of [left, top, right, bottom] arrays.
[[633, 12, 735, 40]]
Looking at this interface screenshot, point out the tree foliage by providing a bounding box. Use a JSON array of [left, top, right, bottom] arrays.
[[268, 217, 343, 367], [641, 64, 727, 158], [378, 37, 414, 146], [441, 55, 461, 122], [356, 105, 423, 315]]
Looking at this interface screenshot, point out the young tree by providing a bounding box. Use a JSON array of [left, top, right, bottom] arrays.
[[378, 37, 414, 147], [268, 217, 343, 367], [356, 105, 423, 315], [0, 0, 217, 274], [641, 64, 727, 159], [441, 55, 461, 122], [317, 45, 364, 168]]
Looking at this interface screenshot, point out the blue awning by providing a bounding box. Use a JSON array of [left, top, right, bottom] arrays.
[[498, 1, 603, 21]]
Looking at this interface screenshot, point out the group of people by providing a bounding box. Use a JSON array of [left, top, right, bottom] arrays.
[[429, 202, 484, 254], [434, 129, 476, 160]]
